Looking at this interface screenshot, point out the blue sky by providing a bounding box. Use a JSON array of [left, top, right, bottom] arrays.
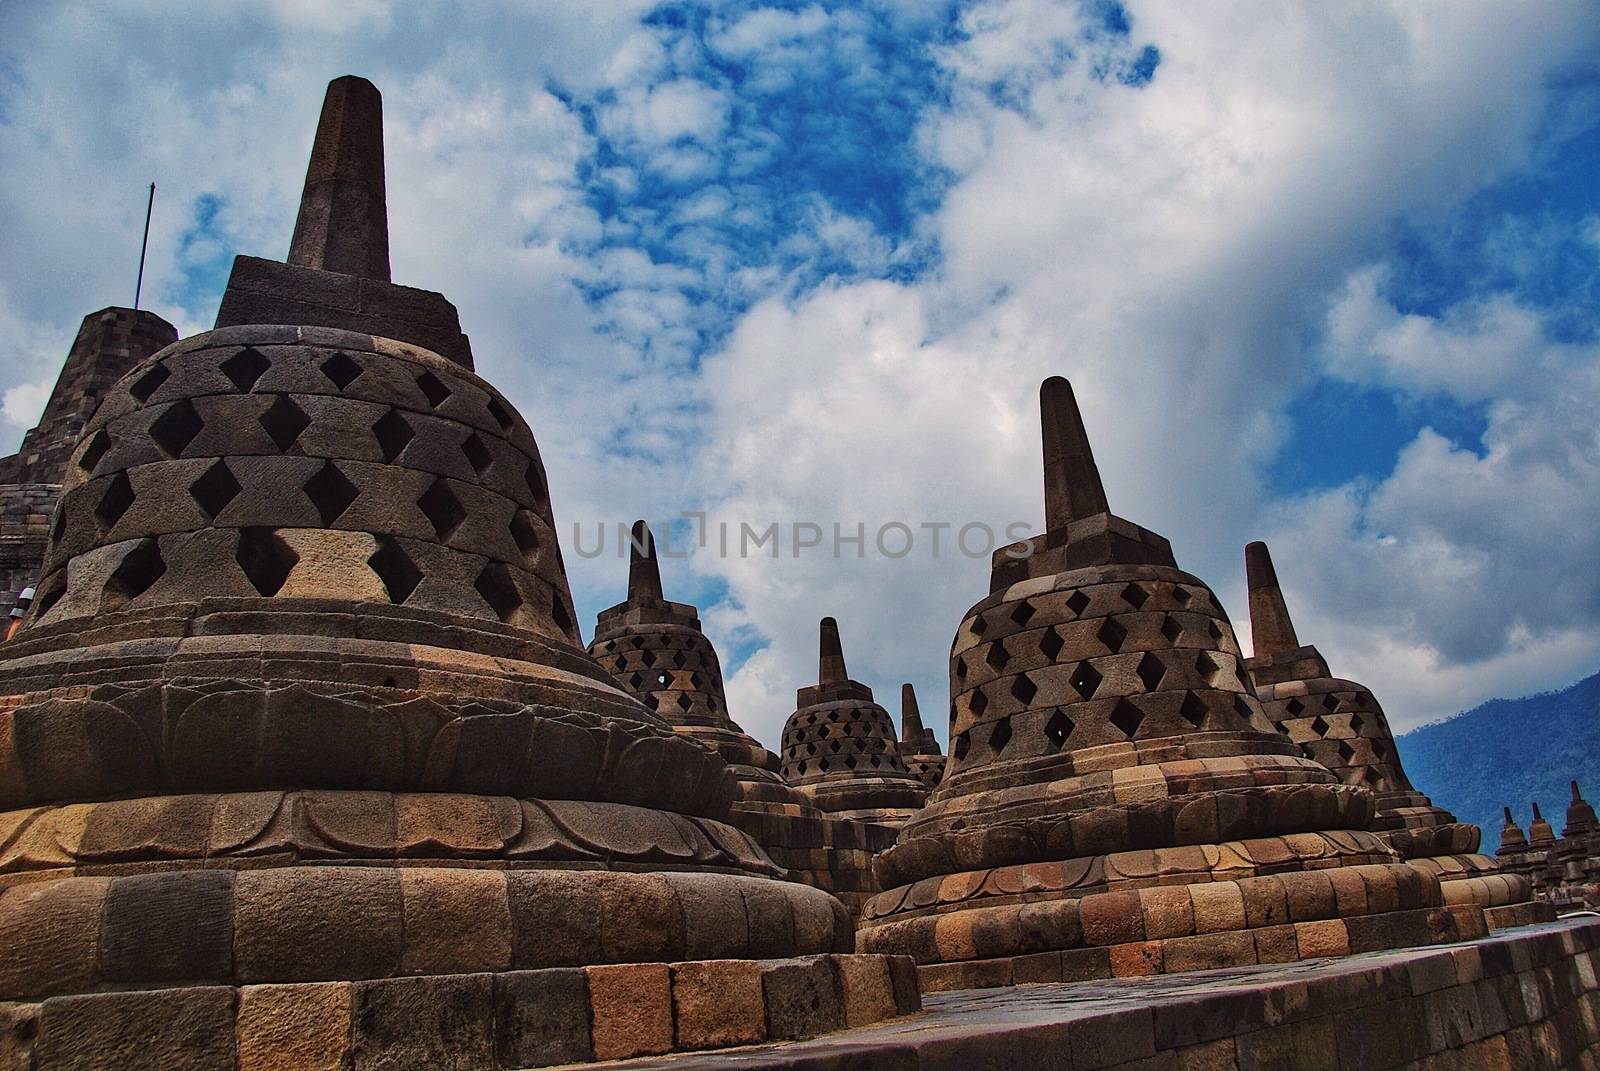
[[2, 1, 1598, 747]]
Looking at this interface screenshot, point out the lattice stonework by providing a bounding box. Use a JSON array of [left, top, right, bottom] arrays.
[[36, 328, 578, 643]]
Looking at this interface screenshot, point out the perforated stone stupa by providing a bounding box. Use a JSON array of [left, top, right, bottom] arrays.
[[896, 683, 947, 790], [1242, 539, 1545, 928], [589, 520, 811, 816], [0, 76, 914, 1070], [779, 618, 928, 824], [857, 377, 1487, 992]]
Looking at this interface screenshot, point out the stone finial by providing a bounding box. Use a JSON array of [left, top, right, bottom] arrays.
[[900, 683, 926, 746], [1530, 802, 1555, 842], [1244, 540, 1301, 657], [627, 520, 664, 602], [288, 76, 391, 281], [819, 617, 848, 685], [1040, 377, 1109, 531], [1503, 807, 1515, 827], [1574, 780, 1586, 802], [1566, 780, 1597, 836]]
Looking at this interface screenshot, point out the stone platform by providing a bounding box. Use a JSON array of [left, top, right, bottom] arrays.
[[588, 918, 1600, 1070]]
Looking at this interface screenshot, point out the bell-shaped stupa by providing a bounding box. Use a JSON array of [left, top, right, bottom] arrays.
[[858, 377, 1485, 992], [778, 617, 928, 823], [589, 520, 813, 815], [0, 77, 912, 1068], [896, 683, 947, 790], [1242, 540, 1541, 925]]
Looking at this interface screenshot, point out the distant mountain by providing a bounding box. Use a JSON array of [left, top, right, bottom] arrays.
[[1395, 669, 1600, 853]]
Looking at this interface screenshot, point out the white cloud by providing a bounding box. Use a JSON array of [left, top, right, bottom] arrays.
[[1, 380, 51, 431]]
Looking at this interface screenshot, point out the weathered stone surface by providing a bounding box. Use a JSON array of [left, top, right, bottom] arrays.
[[349, 974, 494, 1071], [236, 983, 351, 1071], [762, 957, 844, 1041], [586, 963, 674, 1061], [36, 988, 236, 1070], [672, 960, 766, 1049], [493, 968, 593, 1068]]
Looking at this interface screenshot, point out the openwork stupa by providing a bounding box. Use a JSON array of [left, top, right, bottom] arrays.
[[0, 76, 912, 1068], [896, 683, 947, 790], [588, 520, 813, 816], [1243, 540, 1543, 926], [779, 617, 928, 824], [857, 377, 1486, 991]]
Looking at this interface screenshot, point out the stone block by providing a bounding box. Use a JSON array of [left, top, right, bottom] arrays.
[[1070, 1005, 1155, 1071], [1081, 890, 1145, 946], [397, 868, 511, 974], [1110, 941, 1164, 976], [1294, 919, 1350, 959], [886, 955, 922, 1015], [36, 987, 237, 1070], [586, 962, 673, 1061], [234, 867, 403, 982], [236, 983, 351, 1071], [0, 1002, 38, 1071], [493, 968, 592, 1068], [672, 960, 766, 1049], [506, 869, 603, 968], [101, 871, 235, 984], [1190, 881, 1246, 934], [0, 876, 108, 998], [762, 957, 844, 1041], [349, 974, 494, 1071], [1164, 930, 1257, 973], [831, 955, 897, 1028]]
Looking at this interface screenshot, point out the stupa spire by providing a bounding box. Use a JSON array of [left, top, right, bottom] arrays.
[[900, 682, 925, 745], [1245, 540, 1301, 657], [819, 616, 849, 685], [627, 520, 664, 602], [1040, 376, 1110, 531], [288, 75, 391, 281]]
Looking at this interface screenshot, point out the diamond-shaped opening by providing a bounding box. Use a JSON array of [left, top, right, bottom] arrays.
[[509, 510, 540, 555], [128, 363, 170, 402], [642, 694, 659, 710], [674, 652, 688, 668], [640, 649, 657, 668], [319, 351, 363, 390], [969, 613, 988, 637], [236, 527, 298, 596], [1135, 652, 1166, 692], [676, 694, 693, 712], [259, 395, 311, 452], [474, 562, 522, 621], [220, 346, 270, 392], [551, 593, 574, 635], [1195, 651, 1222, 685], [984, 641, 1009, 672], [1121, 583, 1148, 609], [1010, 601, 1036, 628], [1207, 619, 1225, 643], [1110, 698, 1145, 740], [1044, 709, 1074, 749], [844, 755, 858, 770], [626, 672, 644, 688], [1069, 661, 1102, 701], [829, 739, 843, 753], [189, 459, 242, 520], [826, 710, 841, 723], [1010, 674, 1038, 706], [150, 399, 203, 458], [1039, 628, 1065, 661], [104, 537, 165, 609], [1322, 693, 1340, 712], [460, 432, 493, 475], [1172, 586, 1192, 605], [1309, 715, 1329, 737], [1160, 614, 1183, 644], [989, 717, 1013, 753], [524, 459, 548, 505], [79, 429, 111, 473], [969, 688, 989, 717], [1179, 691, 1207, 729], [1337, 739, 1357, 763], [372, 410, 414, 463], [1349, 714, 1365, 734], [1285, 698, 1305, 716], [417, 479, 467, 540], [368, 536, 422, 603], [1066, 590, 1091, 617], [954, 658, 968, 682], [416, 371, 451, 408], [95, 472, 135, 530], [1235, 695, 1255, 720], [485, 395, 515, 431], [33, 575, 66, 619], [1097, 617, 1127, 654], [953, 731, 971, 760], [688, 671, 702, 688], [303, 461, 359, 525]]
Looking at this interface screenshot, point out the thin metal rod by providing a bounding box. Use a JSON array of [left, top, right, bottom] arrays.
[[134, 182, 155, 310]]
